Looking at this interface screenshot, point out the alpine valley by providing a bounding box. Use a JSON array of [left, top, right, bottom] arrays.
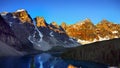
[[0, 9, 120, 68]]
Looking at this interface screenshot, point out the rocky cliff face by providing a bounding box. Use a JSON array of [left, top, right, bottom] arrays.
[[1, 9, 35, 50], [0, 9, 79, 51], [30, 17, 79, 51], [50, 22, 60, 29], [0, 15, 22, 51]]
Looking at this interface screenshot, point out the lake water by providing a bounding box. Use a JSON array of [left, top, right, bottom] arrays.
[[0, 53, 109, 68]]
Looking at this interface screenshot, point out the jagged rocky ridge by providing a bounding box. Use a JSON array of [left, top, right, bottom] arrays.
[[0, 9, 79, 52], [61, 19, 120, 44]]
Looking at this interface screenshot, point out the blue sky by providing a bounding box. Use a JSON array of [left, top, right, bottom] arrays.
[[0, 0, 120, 24]]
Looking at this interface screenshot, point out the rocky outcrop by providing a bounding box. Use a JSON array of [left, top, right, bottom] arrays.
[[35, 16, 48, 27], [61, 22, 68, 30], [96, 19, 120, 38], [13, 9, 32, 23], [50, 22, 59, 29], [61, 38, 120, 66], [49, 23, 64, 34]]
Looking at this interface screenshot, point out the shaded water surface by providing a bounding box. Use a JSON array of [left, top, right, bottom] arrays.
[[0, 53, 109, 68]]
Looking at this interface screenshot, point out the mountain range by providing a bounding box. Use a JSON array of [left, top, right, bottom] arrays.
[[0, 9, 79, 56], [61, 18, 120, 44], [0, 9, 120, 56]]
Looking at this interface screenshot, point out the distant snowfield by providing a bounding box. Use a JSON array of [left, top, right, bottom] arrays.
[[77, 36, 119, 45]]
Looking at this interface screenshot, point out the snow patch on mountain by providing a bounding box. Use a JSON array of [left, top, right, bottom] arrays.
[[50, 31, 54, 37], [112, 31, 118, 34], [33, 20, 43, 42], [16, 9, 26, 12], [77, 36, 110, 45], [9, 22, 13, 26], [13, 16, 17, 19], [98, 36, 110, 41], [33, 31, 36, 38], [114, 36, 119, 38], [28, 34, 51, 51], [69, 38, 74, 42], [77, 39, 93, 45]]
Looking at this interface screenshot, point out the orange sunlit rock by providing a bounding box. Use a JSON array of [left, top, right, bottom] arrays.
[[61, 18, 120, 43], [13, 10, 32, 23], [35, 16, 47, 27]]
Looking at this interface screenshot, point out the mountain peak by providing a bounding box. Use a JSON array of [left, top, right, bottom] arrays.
[[61, 22, 67, 30], [96, 19, 113, 27], [50, 22, 59, 28], [100, 19, 110, 24], [16, 9, 26, 12], [84, 18, 91, 22], [13, 9, 32, 23], [77, 18, 95, 29], [0, 12, 8, 16], [35, 16, 48, 27], [76, 18, 93, 26], [82, 18, 94, 25]]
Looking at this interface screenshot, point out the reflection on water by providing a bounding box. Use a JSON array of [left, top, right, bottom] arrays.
[[34, 53, 68, 68], [0, 53, 109, 68], [34, 53, 109, 68]]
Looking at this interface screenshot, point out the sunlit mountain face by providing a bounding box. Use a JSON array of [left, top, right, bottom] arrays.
[[61, 19, 120, 44]]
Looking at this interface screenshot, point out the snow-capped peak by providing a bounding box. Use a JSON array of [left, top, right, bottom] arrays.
[[0, 12, 8, 16], [16, 9, 26, 12]]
